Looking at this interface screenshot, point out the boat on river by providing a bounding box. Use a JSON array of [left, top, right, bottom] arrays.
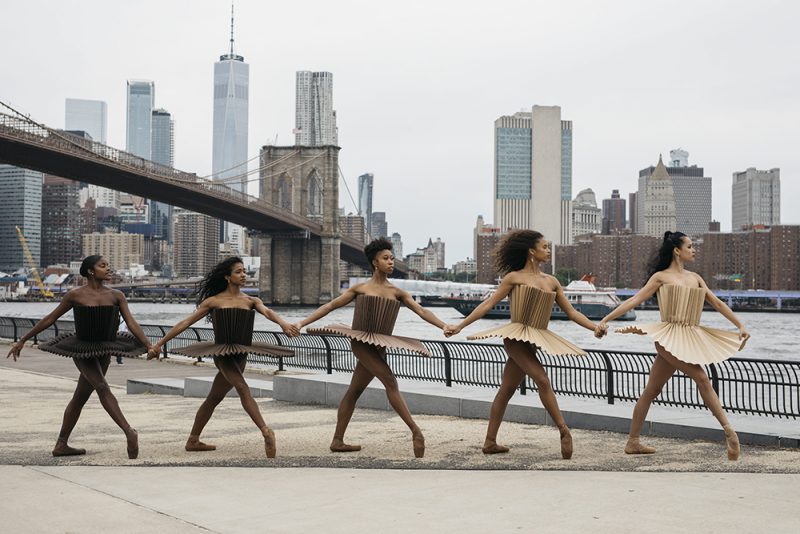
[[442, 280, 636, 321]]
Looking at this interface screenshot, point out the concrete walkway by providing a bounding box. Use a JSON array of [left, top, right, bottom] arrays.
[[1, 345, 799, 532]]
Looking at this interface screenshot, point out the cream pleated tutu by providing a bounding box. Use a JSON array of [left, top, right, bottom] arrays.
[[616, 284, 744, 364], [467, 285, 586, 356], [308, 295, 431, 357]]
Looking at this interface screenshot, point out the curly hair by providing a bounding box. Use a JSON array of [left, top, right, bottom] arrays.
[[493, 230, 544, 275], [646, 231, 688, 278], [364, 237, 393, 270], [195, 256, 244, 308]]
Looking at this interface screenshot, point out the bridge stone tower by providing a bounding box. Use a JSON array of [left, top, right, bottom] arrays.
[[258, 145, 340, 304]]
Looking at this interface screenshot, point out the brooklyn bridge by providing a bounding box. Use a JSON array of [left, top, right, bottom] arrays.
[[0, 103, 407, 305]]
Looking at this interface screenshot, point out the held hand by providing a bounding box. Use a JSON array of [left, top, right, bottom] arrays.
[[738, 327, 751, 347], [281, 322, 300, 337], [146, 345, 161, 360], [594, 322, 608, 339], [6, 341, 23, 362], [443, 324, 461, 338], [291, 322, 303, 336]]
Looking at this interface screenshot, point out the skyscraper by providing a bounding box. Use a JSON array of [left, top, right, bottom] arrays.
[[173, 208, 220, 278], [732, 168, 780, 230], [0, 165, 42, 271], [42, 175, 82, 267], [295, 71, 338, 146], [602, 189, 626, 234], [642, 156, 677, 237], [65, 98, 107, 143], [493, 105, 572, 244], [126, 80, 154, 159], [571, 188, 602, 239], [150, 108, 174, 242], [212, 6, 249, 253], [371, 211, 388, 239], [358, 173, 374, 237], [636, 148, 711, 236], [390, 232, 403, 258]]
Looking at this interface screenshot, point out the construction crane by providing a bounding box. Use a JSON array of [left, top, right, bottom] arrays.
[[15, 226, 54, 299]]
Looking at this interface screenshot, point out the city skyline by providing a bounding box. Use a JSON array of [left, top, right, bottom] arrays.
[[1, 1, 798, 262]]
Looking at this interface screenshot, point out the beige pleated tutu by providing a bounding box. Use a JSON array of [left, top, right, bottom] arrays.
[[467, 285, 586, 356], [616, 284, 744, 364], [172, 308, 294, 359], [308, 295, 431, 357]]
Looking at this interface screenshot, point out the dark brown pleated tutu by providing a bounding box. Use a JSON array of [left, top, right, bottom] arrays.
[[172, 307, 293, 359], [40, 305, 147, 359], [40, 332, 147, 359], [308, 295, 430, 357]]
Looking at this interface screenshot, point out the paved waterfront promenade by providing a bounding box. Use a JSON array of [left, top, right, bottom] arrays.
[[1, 344, 798, 533]]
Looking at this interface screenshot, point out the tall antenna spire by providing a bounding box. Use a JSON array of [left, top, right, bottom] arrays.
[[229, 2, 235, 56]]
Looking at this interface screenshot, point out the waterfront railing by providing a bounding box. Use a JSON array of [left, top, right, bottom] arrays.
[[2, 316, 797, 419]]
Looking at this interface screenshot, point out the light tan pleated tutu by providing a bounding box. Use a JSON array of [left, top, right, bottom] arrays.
[[308, 295, 431, 357], [616, 284, 744, 364], [467, 285, 586, 356], [172, 308, 294, 359]]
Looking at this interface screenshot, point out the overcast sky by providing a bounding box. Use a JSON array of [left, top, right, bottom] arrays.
[[2, 0, 798, 262]]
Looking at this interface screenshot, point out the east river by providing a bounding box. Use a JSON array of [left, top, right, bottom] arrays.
[[1, 302, 798, 362]]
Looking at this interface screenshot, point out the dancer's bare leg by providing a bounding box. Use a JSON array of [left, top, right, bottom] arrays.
[[52, 356, 113, 456], [213, 355, 275, 457], [185, 370, 234, 451], [503, 339, 572, 459], [351, 341, 425, 458], [72, 356, 138, 459], [626, 350, 675, 454], [330, 360, 374, 452], [656, 346, 740, 460], [483, 358, 525, 454]]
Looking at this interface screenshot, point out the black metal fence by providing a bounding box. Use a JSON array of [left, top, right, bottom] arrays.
[[1, 316, 797, 419]]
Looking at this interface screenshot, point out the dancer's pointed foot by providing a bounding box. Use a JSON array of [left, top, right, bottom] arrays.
[[624, 437, 656, 455], [412, 430, 425, 458], [125, 428, 139, 460], [52, 438, 86, 457], [330, 437, 361, 452], [723, 425, 740, 461], [185, 435, 216, 452], [482, 439, 510, 454], [263, 427, 276, 458], [559, 426, 573, 460]]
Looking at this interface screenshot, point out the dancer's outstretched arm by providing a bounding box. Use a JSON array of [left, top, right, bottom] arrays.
[[252, 297, 299, 337], [116, 290, 154, 348], [595, 274, 664, 337], [694, 274, 750, 343], [147, 300, 213, 359], [398, 290, 447, 329], [293, 286, 359, 332], [552, 277, 603, 333], [444, 274, 516, 337], [6, 293, 75, 361]]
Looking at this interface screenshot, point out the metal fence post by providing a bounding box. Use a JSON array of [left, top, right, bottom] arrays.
[[519, 377, 527, 395], [13, 318, 18, 342], [321, 336, 332, 374], [442, 343, 452, 387], [602, 352, 615, 405], [708, 364, 720, 395]]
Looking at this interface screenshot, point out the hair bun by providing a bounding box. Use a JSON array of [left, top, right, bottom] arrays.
[[663, 231, 673, 239]]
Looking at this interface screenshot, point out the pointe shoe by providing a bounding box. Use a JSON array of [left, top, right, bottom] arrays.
[[723, 425, 740, 461], [126, 429, 139, 460], [482, 441, 510, 455], [412, 432, 425, 458], [52, 439, 86, 457], [559, 427, 573, 460], [263, 428, 277, 458], [624, 437, 656, 455], [185, 436, 216, 452]]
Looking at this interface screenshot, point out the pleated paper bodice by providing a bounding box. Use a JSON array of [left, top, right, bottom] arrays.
[[657, 284, 705, 326], [73, 305, 120, 342], [510, 286, 555, 329], [352, 295, 400, 335], [211, 308, 255, 344]]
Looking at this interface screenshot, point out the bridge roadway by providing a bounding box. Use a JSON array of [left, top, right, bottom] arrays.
[[0, 111, 400, 272]]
